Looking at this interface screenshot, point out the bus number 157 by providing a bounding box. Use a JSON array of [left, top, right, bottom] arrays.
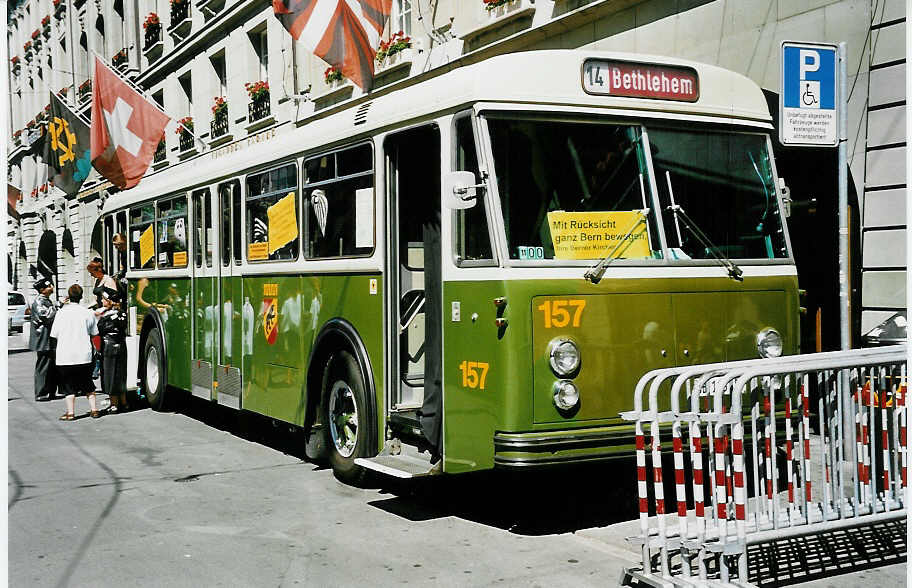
[[538, 299, 587, 328], [458, 361, 490, 390]]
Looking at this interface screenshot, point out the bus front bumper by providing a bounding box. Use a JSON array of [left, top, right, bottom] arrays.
[[493, 425, 637, 467]]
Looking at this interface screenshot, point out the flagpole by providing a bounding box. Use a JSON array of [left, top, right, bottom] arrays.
[[91, 52, 210, 148]]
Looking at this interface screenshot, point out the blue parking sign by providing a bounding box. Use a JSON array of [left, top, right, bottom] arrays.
[[780, 42, 838, 146]]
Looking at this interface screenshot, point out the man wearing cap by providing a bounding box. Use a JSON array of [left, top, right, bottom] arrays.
[[28, 278, 58, 401]]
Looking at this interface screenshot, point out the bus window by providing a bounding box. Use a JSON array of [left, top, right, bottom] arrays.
[[303, 144, 373, 258], [129, 203, 156, 270], [219, 182, 232, 266], [487, 117, 662, 262], [156, 195, 188, 268], [115, 212, 127, 275], [193, 191, 204, 268], [647, 127, 788, 260], [232, 181, 242, 265], [453, 115, 493, 264], [103, 216, 114, 275], [246, 164, 298, 262]]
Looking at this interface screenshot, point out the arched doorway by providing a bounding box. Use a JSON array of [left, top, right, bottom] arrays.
[[37, 230, 58, 292]]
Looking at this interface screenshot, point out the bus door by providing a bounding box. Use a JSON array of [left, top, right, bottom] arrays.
[[215, 180, 243, 409], [191, 188, 217, 400], [385, 125, 443, 456]]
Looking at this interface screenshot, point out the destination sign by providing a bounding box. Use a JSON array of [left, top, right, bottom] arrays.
[[583, 59, 699, 102]]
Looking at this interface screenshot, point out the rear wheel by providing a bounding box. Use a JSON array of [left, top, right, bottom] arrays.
[[321, 349, 372, 485], [143, 328, 167, 411]]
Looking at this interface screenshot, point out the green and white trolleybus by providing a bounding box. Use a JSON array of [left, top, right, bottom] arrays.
[[100, 50, 798, 483]]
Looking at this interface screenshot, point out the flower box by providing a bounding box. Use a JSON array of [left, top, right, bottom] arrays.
[[461, 0, 535, 40], [375, 46, 413, 75], [111, 49, 128, 71]]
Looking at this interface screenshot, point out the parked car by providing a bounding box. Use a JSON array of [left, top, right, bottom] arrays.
[[8, 291, 30, 334]]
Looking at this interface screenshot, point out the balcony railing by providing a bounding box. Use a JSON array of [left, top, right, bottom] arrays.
[[170, 1, 190, 30], [144, 24, 161, 51], [154, 141, 166, 163], [248, 95, 270, 123], [211, 108, 228, 138], [78, 81, 92, 103], [179, 130, 194, 152]]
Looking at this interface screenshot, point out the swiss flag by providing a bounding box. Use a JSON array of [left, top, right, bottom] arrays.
[[90, 57, 170, 189]]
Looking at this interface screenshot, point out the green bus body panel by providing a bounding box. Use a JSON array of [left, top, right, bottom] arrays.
[[241, 274, 384, 428], [129, 277, 193, 391], [442, 275, 799, 474], [130, 274, 384, 434]]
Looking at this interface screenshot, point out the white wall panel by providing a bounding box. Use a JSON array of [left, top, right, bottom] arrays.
[[862, 228, 906, 267]]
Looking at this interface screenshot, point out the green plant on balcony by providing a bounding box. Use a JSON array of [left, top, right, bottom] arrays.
[[323, 66, 343, 84], [376, 31, 411, 63]]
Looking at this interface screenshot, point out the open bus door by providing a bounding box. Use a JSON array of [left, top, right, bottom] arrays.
[[358, 125, 443, 477], [191, 188, 217, 400]]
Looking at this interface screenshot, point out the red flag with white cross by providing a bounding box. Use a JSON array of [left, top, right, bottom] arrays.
[[90, 57, 170, 189]]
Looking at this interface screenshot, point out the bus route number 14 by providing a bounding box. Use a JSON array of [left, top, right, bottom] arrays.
[[458, 361, 489, 390], [538, 299, 586, 328]]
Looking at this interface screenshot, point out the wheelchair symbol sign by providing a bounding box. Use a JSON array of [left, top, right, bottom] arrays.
[[780, 41, 838, 146]]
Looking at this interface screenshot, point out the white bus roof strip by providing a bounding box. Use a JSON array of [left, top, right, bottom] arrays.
[[103, 50, 772, 215]]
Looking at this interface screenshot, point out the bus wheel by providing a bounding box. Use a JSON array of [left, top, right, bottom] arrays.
[[321, 350, 370, 485], [143, 328, 167, 411]]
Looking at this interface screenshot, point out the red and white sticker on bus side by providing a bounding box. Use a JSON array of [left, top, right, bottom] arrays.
[[263, 283, 278, 345]]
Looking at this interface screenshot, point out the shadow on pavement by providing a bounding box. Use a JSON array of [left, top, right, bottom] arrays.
[[169, 390, 639, 535]]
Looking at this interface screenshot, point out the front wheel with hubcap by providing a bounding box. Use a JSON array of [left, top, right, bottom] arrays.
[[143, 327, 167, 411], [321, 349, 373, 484]]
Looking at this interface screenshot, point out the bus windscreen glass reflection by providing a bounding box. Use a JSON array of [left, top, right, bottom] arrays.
[[648, 127, 788, 260], [487, 118, 661, 261]]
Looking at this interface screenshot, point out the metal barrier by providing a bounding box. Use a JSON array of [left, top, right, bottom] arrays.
[[619, 345, 907, 587]]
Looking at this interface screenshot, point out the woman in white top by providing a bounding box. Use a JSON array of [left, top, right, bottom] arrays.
[[50, 284, 100, 420]]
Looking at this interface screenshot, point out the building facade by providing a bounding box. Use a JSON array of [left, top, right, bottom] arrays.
[[6, 0, 906, 345]]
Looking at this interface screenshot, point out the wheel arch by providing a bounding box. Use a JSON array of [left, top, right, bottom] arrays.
[[305, 318, 378, 450]]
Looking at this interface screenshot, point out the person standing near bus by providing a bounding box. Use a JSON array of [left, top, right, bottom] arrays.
[[51, 284, 100, 420], [29, 278, 58, 402], [97, 287, 128, 413]]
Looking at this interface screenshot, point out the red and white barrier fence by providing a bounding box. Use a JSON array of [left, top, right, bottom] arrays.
[[620, 345, 907, 587]]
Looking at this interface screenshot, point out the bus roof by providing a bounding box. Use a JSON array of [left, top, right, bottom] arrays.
[[103, 50, 772, 213]]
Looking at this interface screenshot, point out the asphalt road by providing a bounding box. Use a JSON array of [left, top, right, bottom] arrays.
[[6, 335, 906, 587]]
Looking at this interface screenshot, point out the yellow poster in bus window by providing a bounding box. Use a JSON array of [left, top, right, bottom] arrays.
[[139, 224, 155, 267], [547, 210, 650, 260], [267, 192, 298, 255], [248, 242, 269, 260], [173, 251, 187, 267]]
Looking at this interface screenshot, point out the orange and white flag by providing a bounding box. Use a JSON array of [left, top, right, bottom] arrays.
[[273, 0, 391, 91]]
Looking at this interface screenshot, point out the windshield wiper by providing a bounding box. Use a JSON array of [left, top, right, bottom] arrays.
[[667, 203, 743, 281], [584, 173, 651, 284]]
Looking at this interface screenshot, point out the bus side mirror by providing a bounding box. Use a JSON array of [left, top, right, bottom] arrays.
[[778, 177, 791, 218], [443, 171, 482, 210]]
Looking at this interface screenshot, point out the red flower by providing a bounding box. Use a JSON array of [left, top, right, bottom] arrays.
[[143, 13, 160, 29], [176, 116, 193, 135], [211, 96, 227, 115], [41, 15, 51, 27], [245, 80, 269, 99], [324, 66, 343, 83], [31, 30, 40, 40]]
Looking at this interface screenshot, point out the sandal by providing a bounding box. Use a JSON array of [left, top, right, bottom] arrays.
[[90, 411, 100, 419], [59, 413, 75, 421]]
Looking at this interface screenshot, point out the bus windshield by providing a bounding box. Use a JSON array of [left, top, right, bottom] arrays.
[[486, 116, 788, 262]]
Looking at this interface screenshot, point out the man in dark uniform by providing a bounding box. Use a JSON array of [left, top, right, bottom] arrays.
[[29, 278, 58, 401]]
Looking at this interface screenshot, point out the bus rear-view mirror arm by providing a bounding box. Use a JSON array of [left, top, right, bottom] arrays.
[[443, 171, 484, 210]]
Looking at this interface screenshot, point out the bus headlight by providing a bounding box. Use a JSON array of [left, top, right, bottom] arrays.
[[757, 328, 783, 358], [553, 380, 580, 411], [549, 338, 581, 376]]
